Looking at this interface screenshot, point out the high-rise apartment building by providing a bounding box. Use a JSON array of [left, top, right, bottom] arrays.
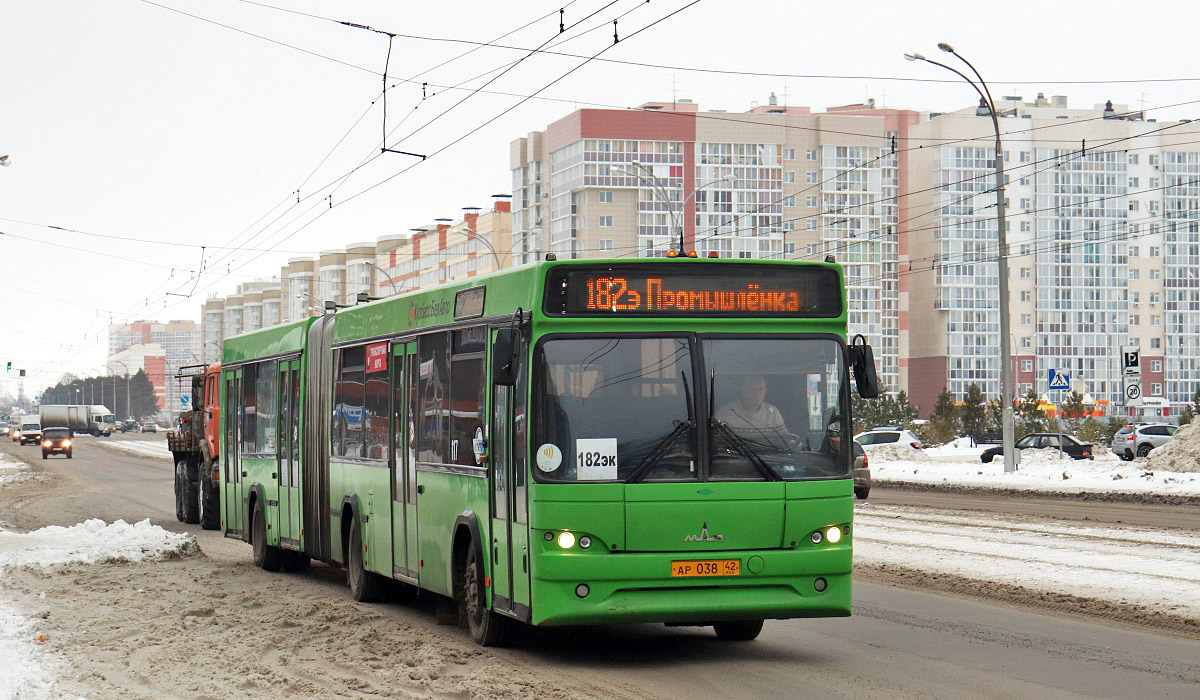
[[509, 98, 917, 393], [107, 320, 200, 413], [905, 95, 1200, 416]]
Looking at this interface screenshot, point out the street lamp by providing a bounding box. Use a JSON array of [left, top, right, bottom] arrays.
[[111, 360, 132, 420], [364, 261, 400, 296], [907, 44, 1016, 473], [614, 162, 733, 256]]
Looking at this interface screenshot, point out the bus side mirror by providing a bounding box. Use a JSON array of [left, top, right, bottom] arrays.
[[848, 335, 880, 399], [493, 328, 518, 386]]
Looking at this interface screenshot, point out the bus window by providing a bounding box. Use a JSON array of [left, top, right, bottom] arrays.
[[417, 332, 450, 464], [334, 346, 366, 458], [450, 327, 486, 467]]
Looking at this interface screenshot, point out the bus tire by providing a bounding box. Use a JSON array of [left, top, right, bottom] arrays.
[[713, 620, 764, 641], [347, 517, 384, 602], [463, 545, 513, 647], [251, 499, 283, 572], [198, 477, 220, 530]]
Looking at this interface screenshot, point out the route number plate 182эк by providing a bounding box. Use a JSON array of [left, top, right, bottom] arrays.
[[670, 560, 741, 577]]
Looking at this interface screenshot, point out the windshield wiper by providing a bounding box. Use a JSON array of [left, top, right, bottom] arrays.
[[710, 418, 781, 481], [626, 418, 694, 483], [627, 371, 695, 484]]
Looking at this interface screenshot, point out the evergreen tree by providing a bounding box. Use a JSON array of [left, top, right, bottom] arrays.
[[129, 369, 158, 419], [1061, 391, 1087, 435], [960, 383, 988, 438], [893, 391, 918, 430], [921, 387, 960, 445], [1016, 388, 1044, 435]]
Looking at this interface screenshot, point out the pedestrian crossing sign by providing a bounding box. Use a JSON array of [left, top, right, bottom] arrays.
[[1048, 369, 1070, 390]]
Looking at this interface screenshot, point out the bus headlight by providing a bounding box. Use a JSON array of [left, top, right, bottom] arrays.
[[557, 531, 576, 549], [825, 526, 842, 544]]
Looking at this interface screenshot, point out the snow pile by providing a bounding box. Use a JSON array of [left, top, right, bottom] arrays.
[[0, 519, 197, 570], [1011, 447, 1080, 465], [96, 439, 172, 460], [1147, 420, 1200, 473], [870, 453, 1200, 496], [0, 520, 195, 699], [862, 442, 930, 462]]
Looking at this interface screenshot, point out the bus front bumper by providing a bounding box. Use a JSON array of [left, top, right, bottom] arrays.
[[529, 547, 851, 626]]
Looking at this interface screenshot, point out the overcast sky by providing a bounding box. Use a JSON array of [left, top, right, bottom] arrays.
[[3, 0, 1198, 397]]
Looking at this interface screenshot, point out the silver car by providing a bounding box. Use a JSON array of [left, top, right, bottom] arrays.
[[1111, 423, 1176, 460]]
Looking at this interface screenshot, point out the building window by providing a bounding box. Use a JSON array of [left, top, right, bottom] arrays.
[[782, 195, 795, 207], [1130, 246, 1139, 257], [1149, 292, 1160, 304], [1020, 313, 1031, 325], [1150, 177, 1159, 189], [1022, 359, 1033, 372], [1151, 360, 1163, 373], [1020, 337, 1031, 349], [1150, 246, 1160, 257], [805, 171, 818, 184], [1129, 177, 1139, 188], [1151, 337, 1161, 349], [783, 148, 795, 160], [1020, 222, 1031, 233], [1152, 383, 1163, 396], [1130, 154, 1139, 165], [1022, 382, 1033, 394], [805, 195, 818, 207], [1132, 292, 1140, 303], [1020, 198, 1031, 209], [805, 149, 818, 161], [1149, 154, 1159, 166], [599, 216, 613, 227], [1151, 315, 1160, 326], [1020, 151, 1030, 162], [805, 219, 817, 230], [1131, 315, 1140, 325], [1129, 200, 1139, 211], [1020, 291, 1031, 302], [782, 220, 795, 230], [1150, 269, 1160, 280], [1020, 267, 1031, 278], [784, 171, 796, 183], [599, 191, 613, 203], [1130, 269, 1140, 280], [597, 239, 613, 252], [784, 242, 796, 255], [807, 243, 819, 255]]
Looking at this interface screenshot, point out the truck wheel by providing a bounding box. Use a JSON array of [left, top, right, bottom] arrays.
[[175, 458, 199, 524], [198, 477, 220, 530], [463, 545, 513, 646], [347, 517, 385, 602], [252, 500, 283, 572], [713, 620, 764, 641]]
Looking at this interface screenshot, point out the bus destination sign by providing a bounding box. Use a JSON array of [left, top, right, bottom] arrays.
[[544, 264, 842, 318]]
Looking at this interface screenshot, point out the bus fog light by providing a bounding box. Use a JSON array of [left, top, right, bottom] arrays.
[[578, 536, 592, 549], [558, 531, 576, 549], [814, 577, 827, 592], [544, 531, 554, 541], [575, 583, 590, 598], [811, 531, 823, 544], [825, 526, 842, 544]]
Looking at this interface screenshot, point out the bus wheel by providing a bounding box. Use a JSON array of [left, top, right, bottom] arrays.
[[251, 500, 283, 572], [198, 477, 220, 531], [463, 546, 512, 647], [713, 620, 764, 641], [347, 518, 384, 602]]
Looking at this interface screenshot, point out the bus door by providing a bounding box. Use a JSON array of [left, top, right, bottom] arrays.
[[276, 359, 302, 548], [490, 329, 531, 617], [391, 342, 418, 582], [223, 369, 243, 536]]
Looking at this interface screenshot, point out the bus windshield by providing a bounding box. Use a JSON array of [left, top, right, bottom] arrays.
[[532, 335, 848, 483]]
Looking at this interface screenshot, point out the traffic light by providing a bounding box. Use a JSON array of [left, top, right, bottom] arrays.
[[5, 362, 10, 373]]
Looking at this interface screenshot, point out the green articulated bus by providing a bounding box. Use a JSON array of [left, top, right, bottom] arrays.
[[217, 258, 880, 645]]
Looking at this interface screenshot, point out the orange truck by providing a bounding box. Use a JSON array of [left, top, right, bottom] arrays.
[[168, 363, 221, 529]]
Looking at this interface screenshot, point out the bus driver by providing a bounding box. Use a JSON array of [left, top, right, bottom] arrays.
[[716, 375, 788, 434]]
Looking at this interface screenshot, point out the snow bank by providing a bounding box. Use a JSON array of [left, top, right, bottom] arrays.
[[0, 520, 195, 699], [862, 442, 930, 462], [871, 453, 1200, 496], [1147, 420, 1200, 473], [95, 439, 172, 460], [0, 453, 26, 485]]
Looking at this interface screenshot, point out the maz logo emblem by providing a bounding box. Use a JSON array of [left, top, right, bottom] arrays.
[[684, 522, 724, 542]]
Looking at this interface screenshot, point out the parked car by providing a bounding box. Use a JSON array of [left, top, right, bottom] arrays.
[[981, 433, 1093, 462], [852, 440, 871, 500], [121, 420, 139, 433], [141, 422, 158, 433], [40, 427, 72, 459], [854, 427, 922, 450], [1110, 423, 1176, 460]]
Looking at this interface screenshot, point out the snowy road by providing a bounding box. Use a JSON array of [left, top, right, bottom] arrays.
[[1, 438, 1198, 698]]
